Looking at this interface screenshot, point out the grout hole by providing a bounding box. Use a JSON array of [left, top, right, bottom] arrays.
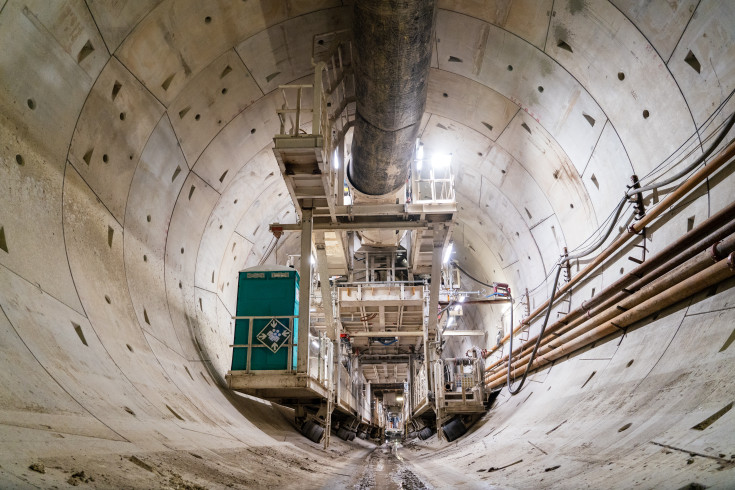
[[105, 295, 111, 304], [181, 247, 184, 254], [250, 128, 256, 134], [15, 154, 24, 166], [626, 359, 634, 367], [642, 110, 650, 119], [194, 114, 201, 121], [619, 267, 624, 274], [102, 154, 108, 163], [538, 86, 544, 93], [557, 40, 573, 53], [442, 92, 448, 98], [618, 423, 632, 432], [204, 16, 212, 23], [77, 40, 94, 63], [147, 215, 151, 223], [684, 50, 701, 74], [233, 199, 238, 204], [618, 72, 625, 81], [119, 112, 126, 121], [161, 73, 175, 91], [143, 255, 147, 262], [112, 81, 122, 100], [570, 203, 574, 208], [221, 88, 228, 95], [178, 281, 182, 289], [107, 226, 114, 248], [72, 322, 88, 346], [27, 98, 35, 110], [507, 65, 513, 71]]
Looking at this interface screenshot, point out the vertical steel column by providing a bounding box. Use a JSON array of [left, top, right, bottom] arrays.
[[297, 209, 313, 374], [427, 225, 444, 439], [315, 236, 336, 340]]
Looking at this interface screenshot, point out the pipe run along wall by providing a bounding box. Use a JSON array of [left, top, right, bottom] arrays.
[[349, 0, 437, 196]]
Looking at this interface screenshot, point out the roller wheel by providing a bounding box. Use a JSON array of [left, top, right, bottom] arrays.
[[347, 431, 356, 441], [418, 427, 434, 440], [442, 417, 467, 442]]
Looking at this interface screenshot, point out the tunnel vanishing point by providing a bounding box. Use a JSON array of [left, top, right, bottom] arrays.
[[1, 0, 735, 488]]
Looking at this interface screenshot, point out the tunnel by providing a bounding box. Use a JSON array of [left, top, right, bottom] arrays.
[[1, 1, 735, 488]]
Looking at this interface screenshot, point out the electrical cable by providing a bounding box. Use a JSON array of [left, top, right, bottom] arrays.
[[507, 263, 562, 395], [627, 110, 735, 197]]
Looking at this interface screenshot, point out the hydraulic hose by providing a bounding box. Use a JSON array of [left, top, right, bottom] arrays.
[[507, 263, 562, 395]]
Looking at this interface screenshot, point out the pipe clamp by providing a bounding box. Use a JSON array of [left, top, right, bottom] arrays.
[[710, 240, 724, 262]]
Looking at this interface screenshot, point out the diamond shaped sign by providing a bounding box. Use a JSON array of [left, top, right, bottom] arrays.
[[256, 318, 291, 354]]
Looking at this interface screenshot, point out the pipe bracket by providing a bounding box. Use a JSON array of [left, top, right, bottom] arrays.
[[710, 240, 724, 262]]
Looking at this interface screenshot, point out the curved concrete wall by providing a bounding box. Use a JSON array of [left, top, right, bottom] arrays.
[[0, 0, 733, 487]]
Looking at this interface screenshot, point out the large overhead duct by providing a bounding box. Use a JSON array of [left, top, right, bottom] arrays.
[[349, 0, 437, 197]]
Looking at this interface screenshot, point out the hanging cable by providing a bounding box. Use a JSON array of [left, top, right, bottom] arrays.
[[507, 262, 562, 395], [627, 110, 735, 197]]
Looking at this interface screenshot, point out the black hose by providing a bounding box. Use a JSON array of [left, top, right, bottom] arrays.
[[628, 110, 735, 197], [507, 263, 563, 395]]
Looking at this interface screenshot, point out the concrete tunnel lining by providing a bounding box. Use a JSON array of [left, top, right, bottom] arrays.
[[1, 0, 735, 487]]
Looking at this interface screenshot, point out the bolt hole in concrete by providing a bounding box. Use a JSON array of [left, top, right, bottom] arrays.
[[102, 154, 108, 163], [119, 112, 126, 121], [204, 16, 212, 24], [181, 247, 184, 254], [27, 98, 35, 109], [72, 322, 88, 346], [124, 406, 135, 416], [626, 359, 634, 367], [618, 72, 625, 80], [105, 295, 111, 304], [618, 423, 632, 432], [221, 88, 227, 94], [0, 227, 7, 253], [143, 255, 147, 262], [250, 128, 256, 134], [643, 109, 650, 119], [15, 154, 23, 165], [126, 344, 134, 352], [619, 267, 624, 274], [507, 64, 513, 71], [146, 215, 151, 222], [442, 92, 448, 97], [538, 86, 544, 93], [195, 114, 201, 120]]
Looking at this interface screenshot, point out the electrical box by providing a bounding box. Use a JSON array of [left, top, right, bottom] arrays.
[[231, 266, 299, 371]]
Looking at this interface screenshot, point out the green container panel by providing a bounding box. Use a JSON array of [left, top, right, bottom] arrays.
[[231, 268, 299, 371]]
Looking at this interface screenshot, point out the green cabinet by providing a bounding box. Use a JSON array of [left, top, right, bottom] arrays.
[[231, 266, 299, 371]]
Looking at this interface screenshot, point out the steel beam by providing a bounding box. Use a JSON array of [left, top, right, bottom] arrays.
[[297, 209, 313, 373]]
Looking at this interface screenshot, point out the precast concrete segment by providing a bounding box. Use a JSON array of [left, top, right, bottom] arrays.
[[350, 0, 437, 196]]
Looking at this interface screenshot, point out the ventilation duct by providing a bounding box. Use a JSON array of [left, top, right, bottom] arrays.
[[349, 0, 437, 197]]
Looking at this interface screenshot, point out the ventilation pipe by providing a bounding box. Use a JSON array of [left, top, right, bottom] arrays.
[[349, 0, 437, 197]]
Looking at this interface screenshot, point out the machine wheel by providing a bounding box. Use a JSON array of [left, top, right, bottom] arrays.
[[347, 431, 356, 441], [337, 427, 349, 440], [301, 421, 324, 443], [442, 417, 467, 442], [418, 427, 434, 440]]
